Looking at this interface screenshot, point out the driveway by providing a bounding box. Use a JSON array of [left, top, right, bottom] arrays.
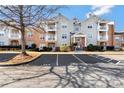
[[0, 53, 18, 62]]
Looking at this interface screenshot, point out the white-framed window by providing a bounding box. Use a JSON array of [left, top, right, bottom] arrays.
[[73, 27, 79, 32], [62, 44, 67, 46], [40, 34, 45, 40], [88, 25, 92, 28], [47, 34, 55, 40], [75, 38, 80, 42], [28, 41, 34, 47], [88, 34, 92, 38], [62, 34, 67, 39], [115, 37, 121, 42], [62, 25, 67, 29], [39, 44, 46, 49], [0, 41, 4, 46], [0, 31, 4, 36], [27, 31, 33, 37]]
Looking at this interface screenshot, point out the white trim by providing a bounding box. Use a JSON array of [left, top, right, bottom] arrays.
[[56, 54, 59, 66]]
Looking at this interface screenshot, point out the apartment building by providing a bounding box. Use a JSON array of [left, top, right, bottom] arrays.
[[0, 23, 21, 46], [0, 13, 115, 50], [114, 31, 124, 48], [25, 28, 46, 48], [32, 13, 114, 49]]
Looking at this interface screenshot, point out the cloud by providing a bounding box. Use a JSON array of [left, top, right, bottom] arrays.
[[86, 5, 115, 17]]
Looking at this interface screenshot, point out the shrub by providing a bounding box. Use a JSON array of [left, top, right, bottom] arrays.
[[106, 46, 114, 51], [42, 47, 52, 51], [55, 47, 60, 52], [87, 44, 104, 51], [72, 43, 78, 46], [87, 44, 95, 51], [121, 47, 124, 51], [31, 43, 36, 49]]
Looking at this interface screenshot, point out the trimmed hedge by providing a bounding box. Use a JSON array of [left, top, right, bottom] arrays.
[[87, 44, 103, 51], [0, 45, 21, 49], [40, 47, 52, 51], [86, 44, 114, 51], [106, 46, 114, 51]]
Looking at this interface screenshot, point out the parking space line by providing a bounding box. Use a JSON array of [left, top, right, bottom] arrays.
[[72, 54, 88, 65], [56, 54, 58, 66], [116, 61, 121, 65], [89, 55, 109, 63], [100, 57, 107, 60], [89, 54, 120, 64]]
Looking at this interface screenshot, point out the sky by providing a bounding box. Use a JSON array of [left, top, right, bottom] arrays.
[[58, 5, 124, 32]]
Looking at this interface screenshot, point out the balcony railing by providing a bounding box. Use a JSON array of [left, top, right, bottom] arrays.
[[99, 26, 107, 29], [98, 25, 108, 31], [9, 34, 21, 39], [98, 36, 107, 41], [47, 38, 56, 42], [45, 25, 57, 32], [122, 40, 124, 43]]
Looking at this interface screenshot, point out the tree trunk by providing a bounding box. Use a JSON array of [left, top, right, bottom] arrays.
[[20, 28, 27, 55], [19, 5, 28, 56]]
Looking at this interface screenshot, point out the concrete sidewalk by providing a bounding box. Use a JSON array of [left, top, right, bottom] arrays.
[[0, 51, 124, 55]]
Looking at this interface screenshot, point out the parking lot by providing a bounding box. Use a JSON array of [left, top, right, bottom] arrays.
[[0, 53, 124, 88], [26, 54, 120, 66], [0, 53, 18, 62]]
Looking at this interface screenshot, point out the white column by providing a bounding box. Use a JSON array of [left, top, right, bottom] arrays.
[[73, 36, 75, 43], [8, 28, 11, 38], [85, 36, 86, 47], [106, 31, 108, 40], [97, 31, 100, 40]]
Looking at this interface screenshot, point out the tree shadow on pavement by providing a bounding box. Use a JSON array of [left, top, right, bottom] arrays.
[[50, 63, 124, 88], [0, 63, 124, 88]]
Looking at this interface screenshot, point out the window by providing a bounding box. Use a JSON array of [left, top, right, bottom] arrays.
[[0, 41, 4, 46], [74, 27, 79, 32], [0, 33, 4, 36], [88, 26, 92, 28], [39, 44, 46, 49], [27, 31, 33, 37], [0, 31, 4, 36], [88, 34, 92, 38], [62, 44, 67, 46], [115, 37, 121, 42], [48, 34, 55, 40], [62, 34, 67, 39], [28, 41, 33, 48], [62, 25, 67, 29], [40, 34, 45, 40], [75, 38, 80, 42]]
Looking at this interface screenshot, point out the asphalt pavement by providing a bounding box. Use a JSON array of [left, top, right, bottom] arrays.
[[0, 53, 18, 62], [26, 54, 119, 66]]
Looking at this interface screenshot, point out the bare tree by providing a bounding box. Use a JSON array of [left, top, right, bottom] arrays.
[[0, 5, 63, 56]]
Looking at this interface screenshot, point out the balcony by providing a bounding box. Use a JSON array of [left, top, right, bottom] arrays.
[[98, 36, 108, 41], [98, 26, 108, 31], [98, 22, 108, 31], [9, 34, 21, 39], [45, 25, 57, 32], [47, 38, 56, 42], [122, 40, 124, 43]]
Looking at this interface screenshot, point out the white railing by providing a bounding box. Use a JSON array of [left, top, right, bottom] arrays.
[[98, 36, 107, 41], [9, 34, 21, 39], [98, 25, 108, 31], [45, 25, 57, 32], [99, 26, 107, 29]]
